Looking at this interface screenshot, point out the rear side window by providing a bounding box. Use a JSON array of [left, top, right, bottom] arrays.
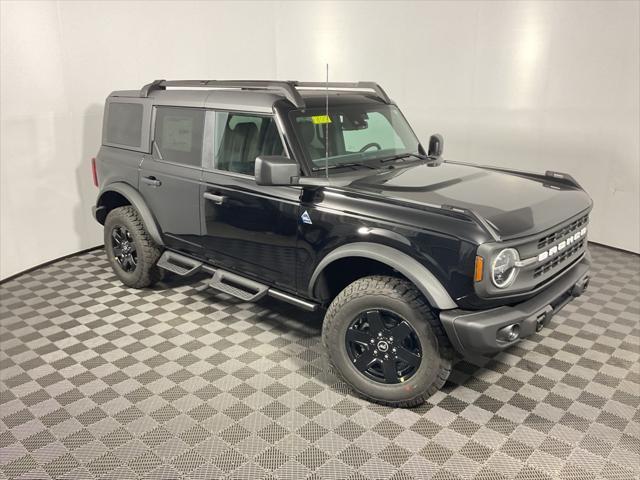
[[105, 102, 143, 147], [154, 107, 205, 167]]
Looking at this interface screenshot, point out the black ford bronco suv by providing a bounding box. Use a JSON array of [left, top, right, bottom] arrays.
[[92, 79, 592, 407]]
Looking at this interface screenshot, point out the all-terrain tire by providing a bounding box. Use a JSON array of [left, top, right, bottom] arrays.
[[322, 275, 453, 407], [104, 206, 163, 288]]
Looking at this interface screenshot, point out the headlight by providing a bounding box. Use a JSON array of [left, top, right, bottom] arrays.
[[491, 248, 519, 288]]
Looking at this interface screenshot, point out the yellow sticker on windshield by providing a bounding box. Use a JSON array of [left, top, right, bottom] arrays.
[[311, 115, 332, 124]]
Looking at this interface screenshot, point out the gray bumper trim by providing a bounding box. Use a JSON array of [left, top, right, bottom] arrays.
[[440, 257, 591, 355]]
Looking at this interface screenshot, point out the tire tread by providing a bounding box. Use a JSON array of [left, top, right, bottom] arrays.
[[105, 206, 163, 288], [322, 275, 453, 408]]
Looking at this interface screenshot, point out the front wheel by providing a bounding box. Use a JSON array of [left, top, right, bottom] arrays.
[[322, 276, 453, 407], [104, 206, 163, 288]]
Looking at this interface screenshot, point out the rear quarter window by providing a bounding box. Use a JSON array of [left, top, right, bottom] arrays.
[[105, 102, 143, 148]]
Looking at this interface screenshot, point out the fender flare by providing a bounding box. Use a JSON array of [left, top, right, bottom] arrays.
[[96, 182, 164, 246], [308, 242, 458, 310]]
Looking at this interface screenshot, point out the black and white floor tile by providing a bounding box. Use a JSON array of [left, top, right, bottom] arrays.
[[0, 244, 638, 480]]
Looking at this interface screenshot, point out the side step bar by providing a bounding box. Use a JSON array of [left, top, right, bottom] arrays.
[[209, 270, 267, 302], [156, 250, 317, 311], [157, 251, 202, 276]]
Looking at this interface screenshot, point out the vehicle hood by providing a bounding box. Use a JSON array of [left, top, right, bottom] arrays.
[[347, 161, 592, 240]]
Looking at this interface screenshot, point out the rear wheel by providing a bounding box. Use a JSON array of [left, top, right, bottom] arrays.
[[322, 275, 453, 407], [104, 206, 163, 288]]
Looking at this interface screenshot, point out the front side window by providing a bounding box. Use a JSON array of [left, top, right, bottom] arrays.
[[214, 112, 284, 175], [290, 104, 420, 170], [154, 107, 205, 167]]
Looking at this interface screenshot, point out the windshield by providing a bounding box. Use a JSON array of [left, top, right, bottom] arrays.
[[289, 104, 421, 170]]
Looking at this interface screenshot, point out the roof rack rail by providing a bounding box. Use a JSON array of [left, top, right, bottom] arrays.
[[292, 81, 391, 104], [140, 80, 392, 107], [140, 79, 306, 108]]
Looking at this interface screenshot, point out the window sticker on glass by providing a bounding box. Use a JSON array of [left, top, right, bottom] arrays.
[[162, 116, 194, 152], [311, 115, 332, 125]]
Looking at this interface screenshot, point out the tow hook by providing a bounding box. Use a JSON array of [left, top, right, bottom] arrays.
[[536, 305, 554, 332], [571, 276, 590, 297]]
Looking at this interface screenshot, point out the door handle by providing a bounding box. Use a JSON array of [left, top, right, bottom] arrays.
[[203, 192, 226, 205], [142, 176, 162, 187]]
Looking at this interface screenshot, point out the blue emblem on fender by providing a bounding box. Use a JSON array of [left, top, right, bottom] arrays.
[[301, 210, 313, 225]]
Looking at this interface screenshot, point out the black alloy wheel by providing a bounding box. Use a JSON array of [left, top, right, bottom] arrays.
[[104, 206, 163, 288], [346, 309, 422, 384], [323, 276, 454, 407], [111, 225, 137, 272]]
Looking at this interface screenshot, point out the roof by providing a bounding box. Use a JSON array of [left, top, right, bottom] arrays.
[[108, 80, 392, 112]]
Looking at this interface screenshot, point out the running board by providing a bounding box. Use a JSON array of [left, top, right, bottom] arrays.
[[209, 270, 267, 302], [211, 272, 318, 310], [157, 251, 202, 276], [155, 250, 318, 311]]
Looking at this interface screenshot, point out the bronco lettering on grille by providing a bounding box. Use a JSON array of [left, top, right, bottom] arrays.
[[538, 227, 587, 262]]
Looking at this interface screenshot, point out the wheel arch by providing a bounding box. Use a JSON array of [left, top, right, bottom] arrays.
[[96, 182, 164, 246], [309, 242, 457, 310]]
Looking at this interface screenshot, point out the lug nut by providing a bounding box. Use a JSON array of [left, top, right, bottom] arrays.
[[392, 348, 396, 353], [378, 332, 382, 337], [370, 339, 375, 344], [384, 354, 389, 359], [389, 337, 394, 342]]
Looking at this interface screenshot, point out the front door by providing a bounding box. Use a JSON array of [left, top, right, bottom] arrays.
[[139, 106, 205, 254], [200, 111, 300, 291]]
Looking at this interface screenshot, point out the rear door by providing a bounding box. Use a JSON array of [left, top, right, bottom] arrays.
[[200, 111, 300, 290], [139, 106, 205, 254]]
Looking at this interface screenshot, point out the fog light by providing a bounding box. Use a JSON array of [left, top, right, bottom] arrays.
[[497, 324, 520, 342]]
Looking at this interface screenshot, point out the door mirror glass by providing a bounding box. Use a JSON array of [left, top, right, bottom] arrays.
[[428, 133, 444, 159], [255, 156, 299, 186]]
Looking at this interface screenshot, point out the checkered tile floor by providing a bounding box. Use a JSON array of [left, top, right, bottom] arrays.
[[1, 244, 638, 480]]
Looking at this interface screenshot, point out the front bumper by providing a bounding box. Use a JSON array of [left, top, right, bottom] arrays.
[[440, 256, 590, 355]]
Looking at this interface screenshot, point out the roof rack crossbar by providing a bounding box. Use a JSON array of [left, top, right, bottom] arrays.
[[140, 79, 306, 108], [292, 81, 391, 104]]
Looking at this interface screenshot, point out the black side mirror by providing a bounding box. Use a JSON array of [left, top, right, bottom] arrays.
[[428, 134, 444, 159], [255, 156, 299, 186]]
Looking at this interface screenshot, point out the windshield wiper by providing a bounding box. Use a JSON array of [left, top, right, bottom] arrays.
[[319, 162, 378, 170], [380, 153, 429, 163]]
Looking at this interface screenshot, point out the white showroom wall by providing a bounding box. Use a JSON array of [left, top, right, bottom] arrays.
[[0, 0, 278, 279], [1, 0, 639, 279]]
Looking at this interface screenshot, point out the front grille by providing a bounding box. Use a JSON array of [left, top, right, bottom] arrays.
[[476, 212, 590, 297], [538, 214, 588, 249], [534, 238, 585, 278]]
